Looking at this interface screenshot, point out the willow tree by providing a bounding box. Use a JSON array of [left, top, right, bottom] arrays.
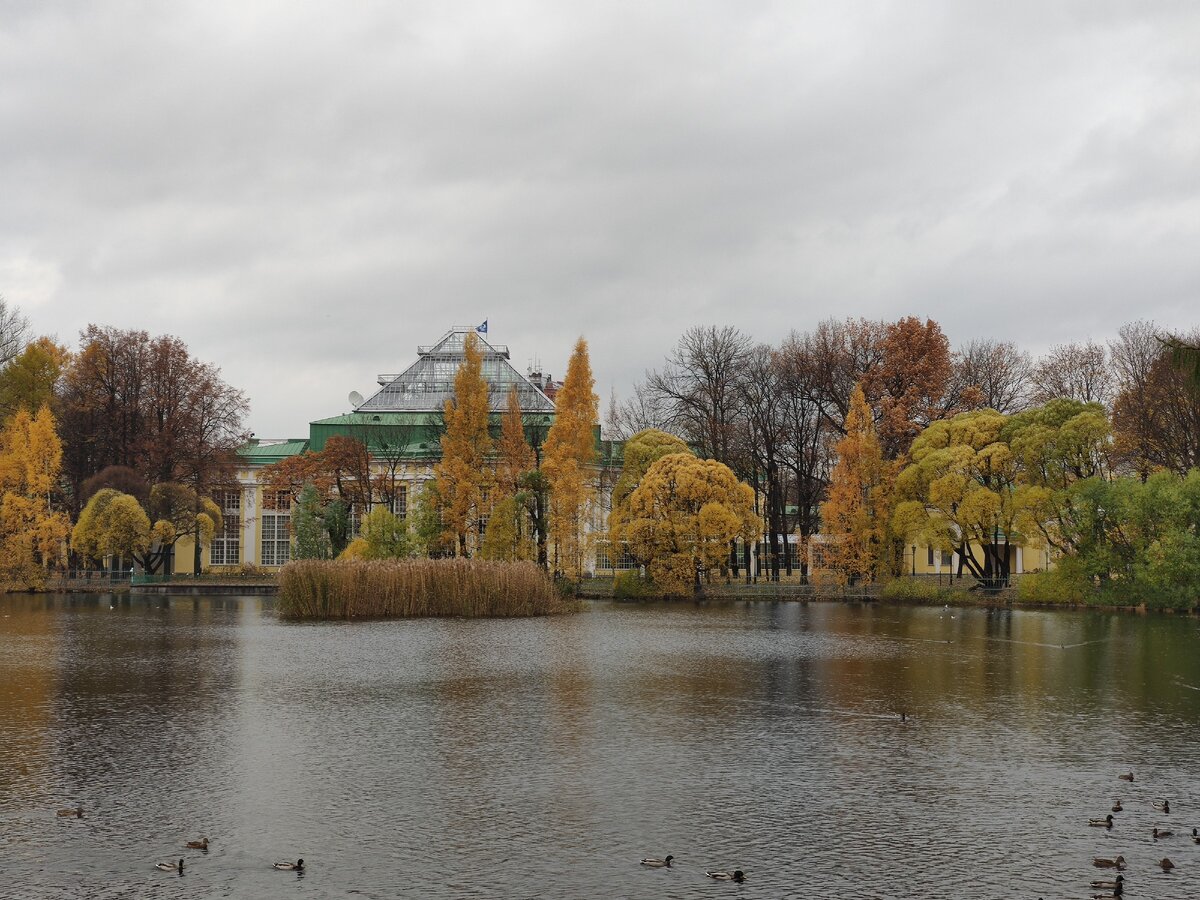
[[543, 337, 598, 577], [614, 453, 758, 594], [1005, 399, 1112, 556], [818, 385, 893, 584], [73, 483, 220, 575], [0, 405, 71, 588], [71, 489, 151, 568], [434, 332, 492, 556], [607, 428, 690, 563], [893, 409, 1030, 585]]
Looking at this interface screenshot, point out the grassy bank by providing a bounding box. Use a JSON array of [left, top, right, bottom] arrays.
[[277, 558, 569, 620]]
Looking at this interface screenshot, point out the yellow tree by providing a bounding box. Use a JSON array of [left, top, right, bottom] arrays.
[[496, 385, 535, 495], [483, 386, 537, 561], [607, 428, 691, 563], [613, 453, 758, 594], [71, 489, 151, 566], [434, 332, 492, 556], [543, 337, 599, 577], [0, 337, 69, 419], [0, 405, 71, 589], [819, 384, 894, 584]]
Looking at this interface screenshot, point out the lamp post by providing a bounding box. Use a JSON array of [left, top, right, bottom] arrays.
[[911, 545, 916, 576]]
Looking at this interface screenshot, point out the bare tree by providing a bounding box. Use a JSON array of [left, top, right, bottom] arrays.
[[606, 382, 671, 441], [736, 344, 788, 579], [0, 295, 30, 368], [804, 317, 887, 435], [1112, 324, 1200, 477], [777, 331, 832, 570], [1031, 341, 1114, 407], [645, 325, 751, 466], [955, 339, 1033, 413]]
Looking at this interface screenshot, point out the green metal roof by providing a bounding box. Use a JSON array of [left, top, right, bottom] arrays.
[[310, 412, 441, 427], [237, 439, 310, 465]]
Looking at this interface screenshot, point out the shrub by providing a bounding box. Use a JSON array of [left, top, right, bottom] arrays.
[[1015, 570, 1088, 606], [277, 558, 567, 619], [880, 578, 973, 604], [612, 570, 661, 599]]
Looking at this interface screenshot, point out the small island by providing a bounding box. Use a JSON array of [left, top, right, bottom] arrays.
[[277, 558, 569, 620]]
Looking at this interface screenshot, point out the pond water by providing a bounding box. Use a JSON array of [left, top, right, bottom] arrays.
[[1, 594, 1198, 899]]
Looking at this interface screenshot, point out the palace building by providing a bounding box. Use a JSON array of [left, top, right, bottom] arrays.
[[171, 326, 572, 573], [170, 324, 1048, 586]]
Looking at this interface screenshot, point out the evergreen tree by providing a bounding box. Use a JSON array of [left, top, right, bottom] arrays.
[[292, 482, 331, 559]]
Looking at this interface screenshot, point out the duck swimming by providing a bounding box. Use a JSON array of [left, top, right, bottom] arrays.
[[1090, 814, 1114, 828], [705, 870, 745, 883], [1111, 800, 1123, 813], [1091, 882, 1123, 898], [185, 837, 209, 850], [1093, 855, 1125, 869], [1153, 799, 1170, 813], [56, 806, 83, 818], [1153, 827, 1174, 839], [1191, 827, 1199, 844], [1159, 857, 1175, 871], [1118, 772, 1134, 782], [1091, 874, 1124, 889], [640, 856, 673, 868], [272, 859, 304, 871], [155, 859, 183, 873]]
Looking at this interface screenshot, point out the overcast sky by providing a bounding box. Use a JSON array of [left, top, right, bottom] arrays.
[[2, 1, 1198, 437]]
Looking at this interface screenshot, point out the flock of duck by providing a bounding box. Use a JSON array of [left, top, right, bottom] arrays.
[[640, 854, 745, 883], [1050, 771, 1195, 899], [55, 807, 302, 877]]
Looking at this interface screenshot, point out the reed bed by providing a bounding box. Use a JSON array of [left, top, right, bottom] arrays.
[[277, 558, 569, 620]]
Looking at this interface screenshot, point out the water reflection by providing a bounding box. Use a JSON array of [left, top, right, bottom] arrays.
[[0, 595, 1198, 898]]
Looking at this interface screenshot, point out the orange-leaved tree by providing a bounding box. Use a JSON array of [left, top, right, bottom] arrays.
[[481, 385, 537, 561], [434, 332, 492, 556], [819, 384, 895, 584], [543, 337, 598, 577]]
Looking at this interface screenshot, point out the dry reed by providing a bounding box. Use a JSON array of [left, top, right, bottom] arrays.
[[277, 558, 568, 620]]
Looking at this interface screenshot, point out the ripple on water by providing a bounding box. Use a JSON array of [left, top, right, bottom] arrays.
[[0, 596, 1198, 898]]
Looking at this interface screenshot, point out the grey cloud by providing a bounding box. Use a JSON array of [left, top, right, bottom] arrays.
[[1, 0, 1197, 435]]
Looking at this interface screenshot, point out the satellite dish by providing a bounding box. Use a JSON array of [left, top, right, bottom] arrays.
[[348, 390, 364, 409]]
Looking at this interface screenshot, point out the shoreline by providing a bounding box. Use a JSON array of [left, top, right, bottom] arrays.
[[15, 576, 1195, 617]]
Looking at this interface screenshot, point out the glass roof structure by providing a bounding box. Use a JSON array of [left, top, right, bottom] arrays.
[[356, 327, 557, 415]]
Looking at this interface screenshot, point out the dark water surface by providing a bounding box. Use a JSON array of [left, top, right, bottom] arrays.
[[1, 595, 1198, 899]]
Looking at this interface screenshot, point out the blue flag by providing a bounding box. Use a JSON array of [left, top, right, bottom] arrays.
[[476, 320, 488, 334]]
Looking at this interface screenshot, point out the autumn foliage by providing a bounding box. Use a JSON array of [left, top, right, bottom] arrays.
[[0, 406, 71, 589], [543, 338, 599, 577], [613, 452, 758, 594], [818, 385, 894, 584], [434, 332, 493, 556]]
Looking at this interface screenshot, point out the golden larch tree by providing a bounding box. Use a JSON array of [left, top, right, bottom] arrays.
[[0, 405, 71, 589], [496, 385, 535, 495], [434, 333, 493, 556], [482, 386, 537, 561], [819, 384, 894, 584], [543, 337, 599, 577]]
